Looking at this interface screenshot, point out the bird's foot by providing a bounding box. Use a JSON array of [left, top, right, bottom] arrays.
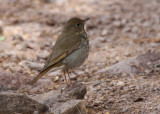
[[60, 83, 74, 93]]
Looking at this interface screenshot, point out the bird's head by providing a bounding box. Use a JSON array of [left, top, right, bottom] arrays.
[[63, 17, 89, 34]]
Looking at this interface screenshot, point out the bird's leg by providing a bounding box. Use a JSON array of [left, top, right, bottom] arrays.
[[61, 70, 73, 93], [66, 70, 73, 86], [63, 69, 68, 86]]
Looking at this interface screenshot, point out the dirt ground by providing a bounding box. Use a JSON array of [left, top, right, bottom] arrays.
[[0, 0, 160, 113]]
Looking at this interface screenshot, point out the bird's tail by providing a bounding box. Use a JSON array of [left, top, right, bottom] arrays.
[[31, 62, 63, 85]]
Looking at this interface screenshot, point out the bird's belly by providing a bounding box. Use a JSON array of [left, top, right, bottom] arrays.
[[62, 40, 89, 70]]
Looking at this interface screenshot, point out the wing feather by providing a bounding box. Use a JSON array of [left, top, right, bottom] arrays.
[[41, 33, 82, 72]]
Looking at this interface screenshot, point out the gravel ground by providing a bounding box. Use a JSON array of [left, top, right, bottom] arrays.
[[0, 0, 160, 113]]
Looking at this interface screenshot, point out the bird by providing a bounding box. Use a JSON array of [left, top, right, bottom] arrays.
[[31, 17, 90, 86]]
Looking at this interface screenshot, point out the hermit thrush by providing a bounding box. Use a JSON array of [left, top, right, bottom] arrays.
[[31, 17, 90, 85]]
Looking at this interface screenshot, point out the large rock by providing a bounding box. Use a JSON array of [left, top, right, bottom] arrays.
[[31, 82, 87, 114], [0, 69, 53, 94], [0, 70, 29, 91], [99, 51, 160, 76], [51, 100, 86, 114], [0, 92, 48, 113], [0, 70, 87, 114]]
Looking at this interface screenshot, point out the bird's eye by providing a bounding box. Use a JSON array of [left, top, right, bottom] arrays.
[[76, 23, 80, 27]]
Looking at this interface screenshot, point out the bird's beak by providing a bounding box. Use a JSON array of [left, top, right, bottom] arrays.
[[84, 18, 90, 22]]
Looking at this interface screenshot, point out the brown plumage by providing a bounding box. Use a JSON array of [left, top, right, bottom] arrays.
[[31, 17, 89, 85]]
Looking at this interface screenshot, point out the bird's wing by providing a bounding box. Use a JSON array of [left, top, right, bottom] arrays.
[[31, 33, 82, 85], [41, 33, 82, 72]]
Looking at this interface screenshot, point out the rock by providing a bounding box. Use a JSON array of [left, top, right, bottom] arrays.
[[51, 41, 56, 47], [99, 51, 160, 76], [41, 0, 65, 3], [52, 100, 86, 114], [2, 62, 16, 69], [37, 50, 49, 59], [62, 82, 87, 99], [101, 29, 108, 36], [131, 26, 139, 33], [0, 92, 48, 113], [70, 73, 77, 80], [48, 70, 62, 77], [26, 41, 40, 49], [122, 27, 131, 33], [112, 21, 122, 27], [16, 42, 28, 50], [0, 70, 30, 91], [53, 76, 59, 82], [12, 34, 24, 42], [0, 26, 3, 35], [48, 70, 61, 82], [31, 82, 87, 114], [27, 62, 44, 71], [18, 61, 29, 69], [19, 61, 44, 70], [0, 69, 55, 94], [98, 37, 106, 43], [116, 81, 125, 86], [29, 78, 53, 94], [142, 21, 151, 27], [98, 68, 108, 74], [154, 104, 160, 111], [51, 0, 68, 4]]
